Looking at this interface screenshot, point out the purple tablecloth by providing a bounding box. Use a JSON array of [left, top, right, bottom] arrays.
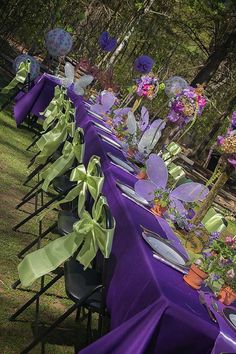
[[13, 76, 236, 354]]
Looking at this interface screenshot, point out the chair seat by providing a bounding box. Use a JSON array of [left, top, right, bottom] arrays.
[[53, 175, 76, 194], [64, 259, 102, 311], [57, 210, 79, 236]]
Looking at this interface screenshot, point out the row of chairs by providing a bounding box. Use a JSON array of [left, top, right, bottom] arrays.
[[10, 90, 115, 353]]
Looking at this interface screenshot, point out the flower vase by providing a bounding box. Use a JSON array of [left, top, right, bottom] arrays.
[[183, 264, 208, 289], [218, 286, 236, 305]]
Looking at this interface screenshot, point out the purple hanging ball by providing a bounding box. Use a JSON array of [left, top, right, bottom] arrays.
[[13, 54, 40, 80], [45, 28, 73, 57]]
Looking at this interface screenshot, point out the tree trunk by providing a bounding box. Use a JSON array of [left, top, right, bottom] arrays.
[[105, 0, 155, 67], [191, 32, 236, 86]]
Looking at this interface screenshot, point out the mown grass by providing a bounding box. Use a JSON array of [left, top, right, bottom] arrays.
[[0, 83, 88, 353]]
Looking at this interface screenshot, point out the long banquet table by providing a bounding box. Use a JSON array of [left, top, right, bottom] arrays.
[[14, 74, 236, 354]]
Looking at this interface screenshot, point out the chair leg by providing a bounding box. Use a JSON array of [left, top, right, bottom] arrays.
[[26, 134, 42, 151], [13, 194, 61, 231], [9, 272, 64, 321], [17, 222, 57, 259], [23, 163, 46, 186], [28, 151, 41, 169], [21, 179, 43, 202], [86, 310, 92, 344], [16, 186, 43, 210], [19, 303, 78, 354]]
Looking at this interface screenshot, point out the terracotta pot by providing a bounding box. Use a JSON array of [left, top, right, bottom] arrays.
[[136, 170, 148, 180], [218, 286, 236, 305], [151, 204, 167, 217], [127, 148, 135, 157], [183, 264, 208, 289]]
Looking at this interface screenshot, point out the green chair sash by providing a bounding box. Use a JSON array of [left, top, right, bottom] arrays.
[[162, 142, 182, 165], [39, 155, 104, 220], [41, 86, 66, 130], [202, 208, 226, 233], [0, 61, 31, 94], [40, 128, 85, 191], [18, 196, 115, 287], [168, 162, 185, 182]]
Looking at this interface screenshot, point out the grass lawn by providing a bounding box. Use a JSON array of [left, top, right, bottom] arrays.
[[0, 94, 89, 353]]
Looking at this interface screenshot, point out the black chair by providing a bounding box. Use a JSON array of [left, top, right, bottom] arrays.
[[13, 128, 84, 232], [13, 201, 114, 354]]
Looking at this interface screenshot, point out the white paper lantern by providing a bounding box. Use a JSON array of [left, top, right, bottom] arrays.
[[13, 54, 40, 80], [165, 76, 188, 97], [45, 28, 73, 57]]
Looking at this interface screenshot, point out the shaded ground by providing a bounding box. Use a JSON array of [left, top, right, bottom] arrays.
[[0, 80, 90, 353]]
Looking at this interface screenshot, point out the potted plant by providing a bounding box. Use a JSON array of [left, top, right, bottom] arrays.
[[183, 252, 215, 289], [209, 237, 236, 305]]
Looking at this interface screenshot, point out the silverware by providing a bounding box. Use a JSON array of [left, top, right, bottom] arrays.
[[211, 298, 223, 316], [199, 291, 218, 323], [152, 253, 188, 274], [121, 193, 151, 213]]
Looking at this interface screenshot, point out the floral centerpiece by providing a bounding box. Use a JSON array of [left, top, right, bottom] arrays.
[[134, 154, 208, 218], [217, 111, 236, 169], [167, 85, 207, 126], [184, 235, 236, 303]]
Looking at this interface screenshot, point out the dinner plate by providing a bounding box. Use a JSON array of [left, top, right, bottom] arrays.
[[116, 181, 149, 206], [142, 231, 187, 266], [107, 152, 135, 173], [93, 121, 113, 134], [99, 134, 122, 149], [223, 307, 236, 331]]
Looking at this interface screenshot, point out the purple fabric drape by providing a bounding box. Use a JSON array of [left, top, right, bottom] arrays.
[[13, 76, 236, 354]]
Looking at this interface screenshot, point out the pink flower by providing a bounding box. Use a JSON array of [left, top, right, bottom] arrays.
[[225, 236, 234, 245], [197, 96, 207, 108], [228, 156, 236, 169]]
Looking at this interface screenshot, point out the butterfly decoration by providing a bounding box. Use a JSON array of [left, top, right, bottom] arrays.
[[90, 90, 117, 117], [134, 154, 209, 217], [58, 62, 94, 95], [124, 107, 166, 156]]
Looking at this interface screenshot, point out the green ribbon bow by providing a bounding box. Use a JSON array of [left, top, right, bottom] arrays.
[[41, 86, 66, 131], [202, 208, 226, 233], [0, 60, 31, 94], [162, 142, 182, 165], [40, 128, 85, 192], [18, 195, 115, 287], [168, 162, 186, 182], [39, 155, 104, 220], [35, 100, 75, 165]]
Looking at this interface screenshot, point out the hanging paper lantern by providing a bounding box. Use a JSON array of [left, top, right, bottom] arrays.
[[45, 28, 73, 57], [13, 54, 40, 80], [164, 76, 188, 97]]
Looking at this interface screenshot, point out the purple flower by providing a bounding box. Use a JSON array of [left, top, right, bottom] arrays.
[[187, 208, 195, 219], [99, 32, 117, 52], [217, 135, 225, 145], [228, 156, 236, 168], [134, 55, 155, 74]]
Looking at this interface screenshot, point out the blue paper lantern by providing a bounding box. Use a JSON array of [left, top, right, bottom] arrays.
[[13, 54, 40, 80], [45, 28, 73, 57]]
